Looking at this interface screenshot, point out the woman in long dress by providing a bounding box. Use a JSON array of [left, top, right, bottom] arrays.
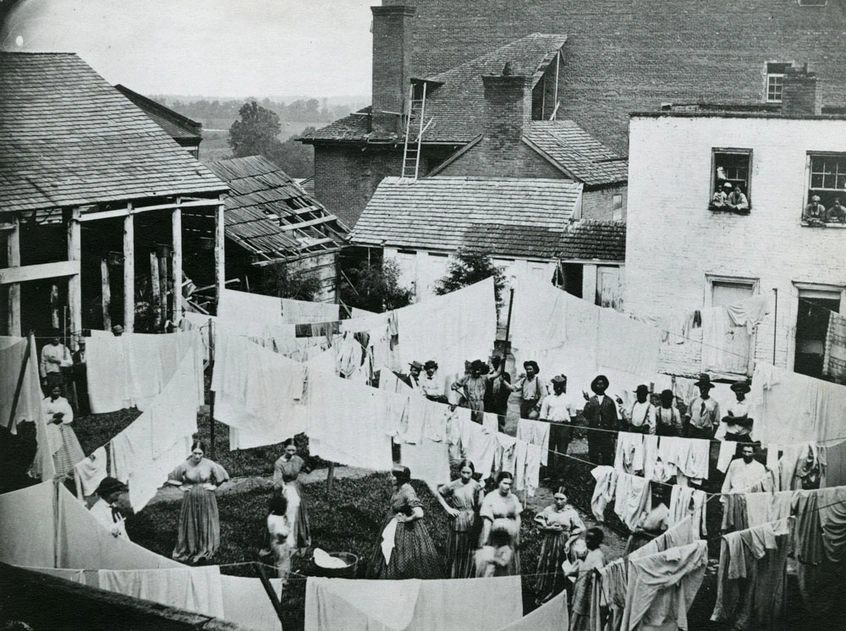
[[272, 438, 311, 549], [478, 471, 523, 575], [367, 466, 443, 579], [167, 440, 230, 564], [43, 385, 85, 477], [436, 459, 483, 578], [534, 487, 585, 603]]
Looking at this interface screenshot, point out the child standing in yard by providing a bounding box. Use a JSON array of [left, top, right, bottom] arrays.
[[267, 495, 294, 583]]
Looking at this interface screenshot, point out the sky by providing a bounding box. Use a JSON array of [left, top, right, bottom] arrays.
[[0, 0, 373, 98]]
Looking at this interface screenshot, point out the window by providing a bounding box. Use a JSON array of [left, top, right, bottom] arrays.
[[612, 194, 623, 221], [710, 148, 752, 212], [805, 153, 846, 226], [764, 63, 789, 103]]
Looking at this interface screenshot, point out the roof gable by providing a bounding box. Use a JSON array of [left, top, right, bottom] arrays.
[[0, 53, 225, 213], [206, 155, 348, 260], [353, 176, 581, 259], [114, 85, 202, 141]]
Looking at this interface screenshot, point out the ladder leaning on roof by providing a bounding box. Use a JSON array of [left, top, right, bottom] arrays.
[[401, 83, 429, 181]]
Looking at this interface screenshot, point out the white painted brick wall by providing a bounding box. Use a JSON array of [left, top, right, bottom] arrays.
[[625, 115, 846, 373]]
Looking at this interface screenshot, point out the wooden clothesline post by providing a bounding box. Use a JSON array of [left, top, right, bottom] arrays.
[[327, 462, 335, 494], [255, 561, 285, 628], [208, 319, 216, 459]]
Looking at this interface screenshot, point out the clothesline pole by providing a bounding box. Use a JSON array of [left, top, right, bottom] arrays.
[[8, 332, 33, 428], [772, 288, 778, 365], [504, 286, 515, 344], [208, 319, 216, 459], [254, 561, 285, 628]]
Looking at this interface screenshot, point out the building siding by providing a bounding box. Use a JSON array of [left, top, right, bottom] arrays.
[[624, 115, 846, 375]]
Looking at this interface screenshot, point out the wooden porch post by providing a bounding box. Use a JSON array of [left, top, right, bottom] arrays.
[[172, 200, 183, 326], [123, 206, 135, 333], [100, 258, 111, 330], [214, 200, 225, 314], [67, 208, 81, 343], [7, 215, 21, 336]]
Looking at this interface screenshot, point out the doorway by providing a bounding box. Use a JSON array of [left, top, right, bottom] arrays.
[[795, 289, 841, 379]]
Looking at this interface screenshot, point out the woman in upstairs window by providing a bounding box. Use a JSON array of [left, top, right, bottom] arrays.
[[804, 195, 827, 226]]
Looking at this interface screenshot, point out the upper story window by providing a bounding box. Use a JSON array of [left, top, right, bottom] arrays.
[[710, 148, 751, 213], [804, 153, 846, 226], [765, 63, 789, 103], [612, 194, 623, 221]]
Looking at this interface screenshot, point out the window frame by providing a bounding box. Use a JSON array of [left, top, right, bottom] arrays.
[[710, 147, 753, 212], [765, 73, 784, 103], [804, 151, 846, 226], [611, 194, 623, 220]]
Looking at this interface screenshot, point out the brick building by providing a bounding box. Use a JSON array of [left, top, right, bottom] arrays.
[[302, 0, 846, 230], [624, 70, 846, 380]]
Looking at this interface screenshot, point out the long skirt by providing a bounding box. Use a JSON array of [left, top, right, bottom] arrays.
[[52, 425, 85, 477], [535, 530, 571, 600], [445, 529, 477, 578], [173, 485, 220, 563], [367, 518, 443, 579], [279, 482, 311, 549]]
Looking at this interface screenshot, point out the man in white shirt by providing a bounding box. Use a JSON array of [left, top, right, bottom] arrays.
[[620, 385, 656, 434], [89, 477, 130, 540], [721, 444, 767, 494], [685, 374, 720, 439], [40, 331, 72, 391], [722, 380, 753, 442], [540, 374, 579, 468]]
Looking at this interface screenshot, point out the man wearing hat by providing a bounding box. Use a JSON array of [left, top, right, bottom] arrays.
[[484, 355, 512, 431], [89, 477, 130, 539], [452, 359, 499, 422], [419, 360, 447, 403], [401, 361, 424, 390], [40, 329, 72, 392], [620, 385, 656, 434], [512, 360, 546, 419], [722, 380, 753, 442], [583, 375, 619, 466], [685, 374, 720, 439], [539, 375, 580, 467], [804, 195, 827, 226]]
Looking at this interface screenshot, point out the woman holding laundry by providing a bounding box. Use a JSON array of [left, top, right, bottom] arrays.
[[437, 459, 484, 578], [167, 440, 230, 564], [367, 465, 443, 579], [272, 438, 312, 550]]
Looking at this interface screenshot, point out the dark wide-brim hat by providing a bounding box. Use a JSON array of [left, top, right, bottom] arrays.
[[551, 374, 567, 385], [470, 359, 488, 373], [693, 373, 714, 388], [96, 476, 128, 497], [731, 380, 751, 393], [409, 361, 424, 371], [634, 384, 650, 395], [591, 375, 609, 393], [523, 360, 540, 374], [423, 360, 438, 371]]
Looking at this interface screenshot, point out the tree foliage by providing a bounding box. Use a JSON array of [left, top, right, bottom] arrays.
[[260, 261, 322, 302], [228, 102, 314, 177], [434, 248, 506, 307], [340, 258, 414, 313]]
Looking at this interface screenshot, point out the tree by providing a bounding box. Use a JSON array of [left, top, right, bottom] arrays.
[[340, 258, 414, 313], [260, 261, 322, 302], [265, 127, 315, 178], [434, 247, 507, 308], [228, 101, 282, 158]]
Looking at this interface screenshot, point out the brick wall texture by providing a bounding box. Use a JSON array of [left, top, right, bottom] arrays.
[[382, 0, 846, 154], [625, 115, 846, 374]]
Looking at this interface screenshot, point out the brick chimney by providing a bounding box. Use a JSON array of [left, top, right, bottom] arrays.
[[482, 67, 533, 149], [782, 64, 821, 116], [371, 5, 416, 132]]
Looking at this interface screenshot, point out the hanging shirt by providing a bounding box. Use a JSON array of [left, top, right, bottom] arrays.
[[687, 396, 720, 431]]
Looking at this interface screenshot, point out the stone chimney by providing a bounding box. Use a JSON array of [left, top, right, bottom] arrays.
[[481, 66, 533, 150], [371, 5, 416, 132], [782, 64, 821, 116]]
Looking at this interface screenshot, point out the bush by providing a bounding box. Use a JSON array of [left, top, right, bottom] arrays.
[[340, 258, 414, 313], [434, 248, 507, 311]]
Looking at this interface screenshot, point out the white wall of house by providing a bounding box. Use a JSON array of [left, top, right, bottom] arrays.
[[625, 115, 846, 375]]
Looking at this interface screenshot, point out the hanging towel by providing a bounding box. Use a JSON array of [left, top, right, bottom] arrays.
[[744, 490, 793, 528], [717, 441, 737, 473], [0, 481, 57, 567], [614, 433, 644, 474], [98, 566, 225, 618], [823, 313, 846, 382], [460, 417, 498, 481], [400, 439, 451, 492], [516, 419, 550, 466], [725, 295, 770, 333], [590, 466, 618, 522], [281, 297, 339, 325], [669, 485, 708, 537], [495, 588, 568, 631], [0, 335, 43, 431], [220, 575, 283, 631], [23, 567, 86, 584], [614, 473, 651, 531], [380, 518, 399, 566], [75, 446, 108, 499]]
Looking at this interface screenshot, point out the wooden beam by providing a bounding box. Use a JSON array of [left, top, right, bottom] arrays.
[[50, 284, 60, 330], [6, 215, 20, 335], [158, 250, 168, 330], [278, 215, 339, 232], [0, 260, 80, 285], [150, 252, 161, 331], [67, 208, 81, 340], [77, 198, 222, 222], [123, 209, 135, 333], [172, 203, 183, 326], [101, 258, 111, 330], [214, 201, 225, 314]]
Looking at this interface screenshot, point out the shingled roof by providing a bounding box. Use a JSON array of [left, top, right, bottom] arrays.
[[524, 121, 628, 187], [0, 53, 226, 214], [353, 176, 581, 259], [557, 220, 626, 262], [300, 33, 567, 145], [114, 85, 202, 141], [206, 156, 349, 261]]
